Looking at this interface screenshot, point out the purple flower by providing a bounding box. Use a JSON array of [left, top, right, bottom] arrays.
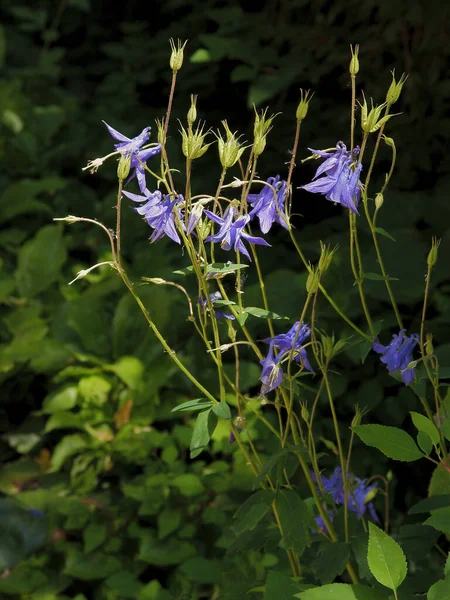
[[373, 329, 420, 386], [129, 146, 162, 193], [314, 467, 379, 523], [247, 175, 289, 233], [198, 291, 235, 321], [259, 322, 313, 396], [301, 142, 362, 214], [204, 206, 270, 261], [123, 188, 162, 217], [103, 121, 151, 156], [314, 510, 335, 536]]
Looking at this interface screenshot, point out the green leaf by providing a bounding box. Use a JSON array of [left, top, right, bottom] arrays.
[[362, 272, 399, 281], [295, 583, 388, 599], [138, 530, 195, 566], [16, 225, 67, 297], [78, 376, 111, 406], [312, 542, 351, 584], [64, 550, 121, 580], [190, 48, 211, 63], [189, 409, 217, 458], [158, 508, 181, 539], [409, 495, 450, 514], [212, 402, 232, 420], [374, 227, 396, 242], [424, 507, 450, 533], [353, 424, 424, 461], [171, 474, 204, 497], [106, 571, 142, 598], [42, 386, 78, 414], [237, 312, 249, 327], [275, 489, 311, 555], [51, 434, 89, 471], [264, 570, 301, 600], [83, 522, 107, 553], [242, 307, 289, 320], [106, 356, 144, 389], [180, 557, 222, 584], [171, 398, 213, 413], [442, 420, 450, 442], [427, 577, 450, 600], [173, 262, 248, 277], [367, 522, 407, 591], [410, 411, 440, 445], [417, 430, 433, 455], [254, 446, 308, 488], [45, 411, 85, 432], [233, 490, 275, 535]]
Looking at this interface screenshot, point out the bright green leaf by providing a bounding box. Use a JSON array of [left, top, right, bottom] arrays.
[[295, 583, 388, 600], [410, 411, 440, 445], [171, 398, 213, 413], [353, 424, 424, 461], [83, 522, 107, 553], [424, 507, 450, 533], [374, 227, 396, 242], [367, 522, 407, 591], [212, 402, 232, 420]]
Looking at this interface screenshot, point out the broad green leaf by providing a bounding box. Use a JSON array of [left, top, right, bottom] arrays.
[[275, 489, 311, 555], [374, 227, 396, 242], [410, 411, 440, 445], [417, 431, 433, 455], [45, 411, 84, 432], [242, 306, 288, 320], [180, 557, 222, 584], [189, 409, 217, 458], [0, 564, 47, 595], [312, 542, 350, 584], [42, 386, 78, 413], [158, 508, 181, 539], [64, 550, 121, 580], [367, 522, 407, 591], [138, 531, 195, 566], [264, 570, 301, 600], [233, 490, 275, 535], [424, 507, 450, 533], [51, 434, 89, 471], [442, 420, 450, 442], [171, 474, 204, 497], [254, 446, 309, 488], [106, 356, 144, 389], [212, 402, 232, 420], [78, 376, 111, 406], [171, 398, 213, 413], [83, 522, 107, 553], [427, 577, 450, 600], [173, 262, 248, 277], [353, 425, 424, 461], [409, 495, 450, 514], [106, 571, 142, 598], [16, 225, 67, 297], [190, 48, 211, 63], [295, 583, 388, 599]]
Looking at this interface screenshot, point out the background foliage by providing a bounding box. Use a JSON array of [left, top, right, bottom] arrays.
[[1, 0, 450, 598]]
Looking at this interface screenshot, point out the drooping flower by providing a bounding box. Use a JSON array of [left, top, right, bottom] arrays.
[[314, 467, 379, 524], [198, 291, 235, 321], [123, 188, 162, 217], [247, 175, 289, 233], [259, 322, 313, 396], [373, 329, 420, 386], [103, 121, 151, 156], [301, 142, 362, 214], [204, 206, 270, 261], [129, 145, 162, 192]]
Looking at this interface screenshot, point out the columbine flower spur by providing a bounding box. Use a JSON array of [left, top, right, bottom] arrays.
[[373, 329, 420, 385], [301, 142, 362, 214]]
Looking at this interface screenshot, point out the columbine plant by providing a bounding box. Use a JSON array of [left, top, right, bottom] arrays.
[[58, 42, 448, 599]]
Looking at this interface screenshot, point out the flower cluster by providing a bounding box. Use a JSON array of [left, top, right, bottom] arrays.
[[259, 322, 313, 396], [104, 121, 161, 193], [313, 467, 378, 534], [301, 142, 362, 214], [373, 329, 420, 385], [247, 175, 289, 233]]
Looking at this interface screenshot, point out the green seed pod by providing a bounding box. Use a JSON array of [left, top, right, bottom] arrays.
[[169, 39, 187, 73], [386, 71, 408, 106], [296, 89, 313, 122], [349, 44, 360, 76], [117, 154, 131, 181]]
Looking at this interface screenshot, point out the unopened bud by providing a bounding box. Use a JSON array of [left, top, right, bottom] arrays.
[[180, 122, 211, 160], [349, 44, 360, 76], [321, 334, 335, 360], [169, 39, 187, 73], [296, 89, 313, 122], [253, 107, 279, 157], [351, 409, 362, 428], [364, 488, 377, 503], [306, 265, 320, 294], [360, 95, 396, 134], [318, 241, 337, 273], [383, 135, 395, 148], [217, 120, 246, 168], [386, 470, 393, 482], [427, 236, 441, 268], [300, 403, 309, 423], [425, 333, 434, 356], [155, 119, 165, 145], [187, 94, 198, 125], [53, 215, 81, 224], [386, 71, 407, 106], [198, 218, 211, 240], [117, 154, 131, 180], [375, 193, 384, 210], [186, 202, 203, 235]]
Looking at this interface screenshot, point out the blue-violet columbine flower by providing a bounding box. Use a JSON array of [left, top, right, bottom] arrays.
[[259, 322, 313, 395], [373, 329, 420, 386], [198, 291, 235, 320], [204, 206, 270, 261], [313, 467, 378, 531], [247, 175, 289, 233], [129, 146, 162, 192], [301, 142, 362, 214]]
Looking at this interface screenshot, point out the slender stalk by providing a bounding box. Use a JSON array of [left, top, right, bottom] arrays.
[[349, 212, 375, 335], [286, 120, 302, 218]]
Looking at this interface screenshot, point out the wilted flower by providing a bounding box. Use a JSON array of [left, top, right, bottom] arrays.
[[247, 175, 289, 233], [204, 206, 270, 261], [198, 291, 235, 321], [373, 329, 420, 386], [301, 142, 362, 214], [259, 322, 313, 395]]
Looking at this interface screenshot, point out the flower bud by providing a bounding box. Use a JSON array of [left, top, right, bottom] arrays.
[[187, 94, 198, 126], [306, 265, 320, 294], [320, 332, 335, 361], [364, 488, 377, 503], [186, 202, 203, 234], [180, 122, 211, 160], [349, 44, 360, 76], [296, 89, 313, 122], [217, 120, 246, 168], [427, 236, 441, 268], [253, 107, 279, 157], [300, 402, 309, 423], [155, 118, 165, 145], [117, 154, 131, 180], [318, 241, 337, 273], [383, 135, 395, 148], [169, 39, 187, 73], [360, 95, 396, 134], [375, 193, 384, 210], [425, 333, 434, 356], [386, 71, 407, 106]]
